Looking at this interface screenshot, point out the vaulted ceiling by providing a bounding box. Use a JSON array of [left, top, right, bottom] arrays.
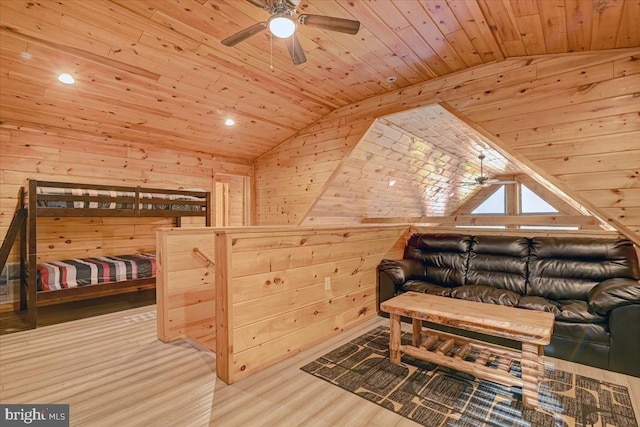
[[1, 1, 639, 243], [1, 0, 637, 161], [302, 104, 524, 222]]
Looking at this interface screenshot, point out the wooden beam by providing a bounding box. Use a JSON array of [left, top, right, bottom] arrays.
[[410, 226, 622, 239], [364, 215, 601, 226]]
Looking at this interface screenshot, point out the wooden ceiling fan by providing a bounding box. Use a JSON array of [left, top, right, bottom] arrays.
[[221, 0, 361, 65], [462, 154, 518, 187]]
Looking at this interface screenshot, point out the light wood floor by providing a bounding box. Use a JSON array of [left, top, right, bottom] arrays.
[[0, 289, 156, 335], [1, 306, 639, 426]]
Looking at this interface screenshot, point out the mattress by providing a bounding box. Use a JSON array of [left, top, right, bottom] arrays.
[[37, 253, 156, 291], [35, 187, 204, 210]]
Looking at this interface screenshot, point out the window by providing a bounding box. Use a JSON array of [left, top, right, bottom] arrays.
[[459, 182, 586, 231], [471, 185, 505, 214], [520, 184, 557, 214]]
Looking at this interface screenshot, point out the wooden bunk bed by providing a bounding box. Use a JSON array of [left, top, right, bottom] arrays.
[[17, 179, 211, 328]]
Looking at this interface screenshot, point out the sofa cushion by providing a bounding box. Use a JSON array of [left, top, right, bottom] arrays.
[[552, 321, 609, 345], [403, 234, 473, 288], [401, 280, 452, 297], [450, 285, 519, 307], [467, 235, 529, 294], [517, 296, 561, 316], [528, 237, 640, 300], [556, 300, 607, 323]]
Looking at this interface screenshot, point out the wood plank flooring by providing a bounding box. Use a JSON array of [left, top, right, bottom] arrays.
[[1, 306, 639, 426], [0, 290, 156, 335], [0, 306, 216, 427]]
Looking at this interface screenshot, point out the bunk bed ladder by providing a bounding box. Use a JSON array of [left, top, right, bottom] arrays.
[[0, 208, 26, 274]]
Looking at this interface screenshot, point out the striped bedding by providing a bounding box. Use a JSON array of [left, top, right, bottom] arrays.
[[35, 187, 204, 210], [37, 253, 156, 292]]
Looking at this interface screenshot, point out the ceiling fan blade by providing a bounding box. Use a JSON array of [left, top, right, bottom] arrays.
[[221, 22, 268, 47], [285, 33, 307, 65], [298, 14, 361, 35], [245, 0, 270, 10]]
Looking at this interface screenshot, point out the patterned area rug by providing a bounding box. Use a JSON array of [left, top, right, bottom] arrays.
[[301, 326, 638, 427]]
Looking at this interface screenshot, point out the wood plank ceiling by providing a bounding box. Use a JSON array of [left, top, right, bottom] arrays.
[[303, 105, 523, 223], [1, 0, 639, 242], [1, 0, 637, 161]]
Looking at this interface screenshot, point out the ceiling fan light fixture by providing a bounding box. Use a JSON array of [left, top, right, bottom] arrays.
[[269, 15, 296, 38]]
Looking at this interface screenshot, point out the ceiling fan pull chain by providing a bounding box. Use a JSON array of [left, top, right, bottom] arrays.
[[270, 32, 274, 70]]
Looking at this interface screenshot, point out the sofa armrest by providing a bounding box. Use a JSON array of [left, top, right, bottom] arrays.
[[588, 278, 640, 315], [377, 259, 425, 286], [377, 259, 426, 312], [609, 304, 640, 377]]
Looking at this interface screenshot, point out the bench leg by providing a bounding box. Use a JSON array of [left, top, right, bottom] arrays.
[[389, 313, 401, 364], [412, 318, 422, 347], [521, 343, 542, 408]]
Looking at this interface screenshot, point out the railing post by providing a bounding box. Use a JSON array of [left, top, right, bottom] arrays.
[[28, 179, 38, 328], [215, 232, 233, 384]]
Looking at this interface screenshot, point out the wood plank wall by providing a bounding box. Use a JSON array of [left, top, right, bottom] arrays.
[[220, 225, 406, 383], [156, 225, 408, 384], [0, 126, 252, 302], [156, 227, 216, 349], [253, 50, 640, 245], [253, 116, 375, 225]]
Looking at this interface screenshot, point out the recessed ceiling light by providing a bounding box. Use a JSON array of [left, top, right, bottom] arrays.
[[385, 76, 397, 83], [389, 180, 396, 187], [57, 73, 75, 84], [224, 118, 235, 126]]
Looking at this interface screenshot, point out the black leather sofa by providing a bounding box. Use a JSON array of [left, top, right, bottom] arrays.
[[378, 233, 640, 377]]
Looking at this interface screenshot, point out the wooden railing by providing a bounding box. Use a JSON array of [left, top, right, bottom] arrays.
[[156, 224, 408, 384]]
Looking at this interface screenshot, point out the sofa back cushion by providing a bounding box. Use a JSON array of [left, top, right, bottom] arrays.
[[404, 234, 472, 288], [467, 235, 530, 294], [528, 237, 640, 300]]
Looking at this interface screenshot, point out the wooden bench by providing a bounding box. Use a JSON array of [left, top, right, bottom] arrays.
[[380, 292, 555, 408]]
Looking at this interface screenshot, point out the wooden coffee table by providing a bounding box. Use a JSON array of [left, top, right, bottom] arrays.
[[380, 292, 555, 408]]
